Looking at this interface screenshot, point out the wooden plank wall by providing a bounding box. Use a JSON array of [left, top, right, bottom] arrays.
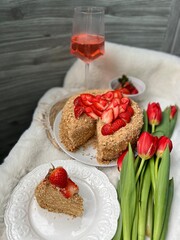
[[0, 0, 179, 162]]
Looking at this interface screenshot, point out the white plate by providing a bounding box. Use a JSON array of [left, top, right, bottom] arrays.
[[53, 111, 117, 167], [5, 160, 120, 240]]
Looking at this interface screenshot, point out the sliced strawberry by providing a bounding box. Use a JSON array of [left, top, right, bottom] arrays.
[[93, 99, 108, 111], [101, 108, 114, 124], [119, 103, 128, 113], [60, 178, 79, 198], [102, 91, 114, 101], [101, 123, 114, 135], [123, 81, 131, 88], [48, 167, 68, 188], [80, 93, 94, 106], [74, 96, 83, 107], [112, 118, 126, 132], [106, 98, 120, 120], [131, 88, 139, 94], [121, 97, 130, 105], [113, 89, 123, 99], [127, 106, 134, 116], [113, 97, 121, 105], [74, 105, 84, 119], [85, 107, 98, 120], [119, 87, 130, 95], [91, 105, 102, 117], [119, 111, 131, 123], [93, 95, 101, 102]]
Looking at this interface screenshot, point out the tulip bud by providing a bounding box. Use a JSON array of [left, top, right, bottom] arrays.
[[170, 105, 177, 120], [117, 150, 128, 171], [147, 103, 162, 132], [156, 136, 173, 158], [137, 132, 158, 160]]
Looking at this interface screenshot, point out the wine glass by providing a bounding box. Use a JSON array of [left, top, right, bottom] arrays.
[[70, 6, 105, 89]]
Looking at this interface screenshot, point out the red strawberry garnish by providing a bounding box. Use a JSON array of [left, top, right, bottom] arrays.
[[113, 89, 123, 99], [60, 178, 79, 198], [85, 107, 98, 120], [93, 99, 108, 111], [48, 166, 68, 188], [119, 87, 130, 95], [101, 123, 114, 136], [131, 88, 139, 94], [80, 93, 94, 106], [91, 105, 102, 117], [101, 108, 114, 124], [107, 98, 120, 120], [121, 97, 130, 105], [127, 106, 134, 116], [119, 111, 131, 123], [112, 119, 126, 132], [101, 91, 114, 101], [74, 96, 83, 106], [74, 105, 84, 119], [73, 90, 134, 135]]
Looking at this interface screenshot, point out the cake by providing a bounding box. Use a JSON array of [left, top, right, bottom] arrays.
[[60, 89, 143, 164], [35, 166, 83, 217]]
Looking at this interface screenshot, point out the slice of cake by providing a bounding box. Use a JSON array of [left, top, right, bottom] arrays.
[[35, 166, 83, 217], [60, 89, 143, 164]]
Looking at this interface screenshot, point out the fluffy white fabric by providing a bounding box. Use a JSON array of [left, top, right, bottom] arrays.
[[0, 42, 180, 239]]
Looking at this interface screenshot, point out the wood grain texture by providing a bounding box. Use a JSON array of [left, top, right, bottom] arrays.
[[162, 0, 180, 54], [0, 0, 179, 162]]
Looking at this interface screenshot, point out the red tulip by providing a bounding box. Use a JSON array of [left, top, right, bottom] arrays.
[[117, 150, 128, 171], [147, 102, 162, 126], [156, 136, 173, 158], [170, 105, 177, 120], [137, 132, 158, 160]]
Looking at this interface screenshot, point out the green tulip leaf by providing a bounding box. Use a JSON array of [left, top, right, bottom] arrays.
[[142, 110, 149, 132], [153, 147, 170, 240], [120, 144, 136, 240], [138, 163, 151, 240], [155, 107, 170, 137], [159, 178, 174, 240]]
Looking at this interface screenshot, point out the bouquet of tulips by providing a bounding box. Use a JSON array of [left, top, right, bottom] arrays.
[[113, 103, 178, 240]]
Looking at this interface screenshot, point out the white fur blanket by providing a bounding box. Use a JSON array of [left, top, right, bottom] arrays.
[[0, 42, 180, 240]]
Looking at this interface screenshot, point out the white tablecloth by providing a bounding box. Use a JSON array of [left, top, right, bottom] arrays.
[[0, 42, 180, 240]]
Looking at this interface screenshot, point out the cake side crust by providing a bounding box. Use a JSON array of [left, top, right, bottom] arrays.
[[35, 180, 84, 217], [96, 100, 143, 163]]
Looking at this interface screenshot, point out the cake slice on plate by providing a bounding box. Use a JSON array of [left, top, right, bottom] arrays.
[[35, 165, 83, 217]]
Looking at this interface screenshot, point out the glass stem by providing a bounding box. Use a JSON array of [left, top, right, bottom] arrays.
[[85, 63, 89, 89]]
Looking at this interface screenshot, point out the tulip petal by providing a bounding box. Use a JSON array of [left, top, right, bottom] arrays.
[[169, 105, 178, 138]]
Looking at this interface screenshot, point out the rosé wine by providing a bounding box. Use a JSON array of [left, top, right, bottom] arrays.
[[70, 33, 105, 63]]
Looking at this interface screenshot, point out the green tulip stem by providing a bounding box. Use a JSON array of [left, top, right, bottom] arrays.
[[150, 157, 156, 194], [155, 156, 160, 179], [136, 158, 145, 182], [152, 124, 155, 133]]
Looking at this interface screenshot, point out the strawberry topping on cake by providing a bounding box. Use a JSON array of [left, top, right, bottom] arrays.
[[73, 90, 134, 136], [60, 89, 143, 164]]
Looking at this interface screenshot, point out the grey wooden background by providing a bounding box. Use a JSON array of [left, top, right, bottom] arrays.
[[0, 0, 180, 162]]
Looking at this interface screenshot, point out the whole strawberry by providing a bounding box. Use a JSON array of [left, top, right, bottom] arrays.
[[48, 166, 68, 188]]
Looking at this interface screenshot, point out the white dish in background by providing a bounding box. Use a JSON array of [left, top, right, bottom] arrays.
[[109, 75, 146, 101], [53, 111, 117, 167], [5, 160, 120, 240]]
